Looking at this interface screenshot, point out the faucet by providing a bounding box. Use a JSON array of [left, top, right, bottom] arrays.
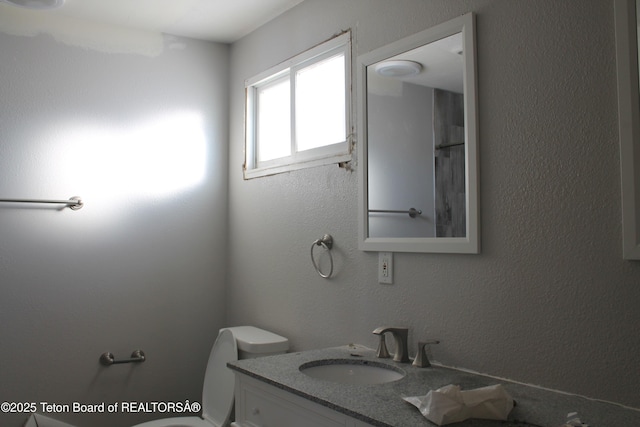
[[372, 327, 410, 363], [412, 340, 440, 368]]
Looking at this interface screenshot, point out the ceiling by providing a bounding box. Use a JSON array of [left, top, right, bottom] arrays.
[[0, 0, 305, 43], [369, 32, 464, 94]]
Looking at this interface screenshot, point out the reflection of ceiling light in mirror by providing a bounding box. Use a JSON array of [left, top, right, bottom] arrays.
[[374, 60, 423, 77], [0, 0, 64, 9]]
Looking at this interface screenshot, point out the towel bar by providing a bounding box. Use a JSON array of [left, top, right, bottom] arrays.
[[0, 196, 83, 210], [99, 350, 146, 366]]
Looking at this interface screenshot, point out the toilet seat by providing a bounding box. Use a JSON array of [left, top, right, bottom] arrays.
[[132, 329, 238, 427]]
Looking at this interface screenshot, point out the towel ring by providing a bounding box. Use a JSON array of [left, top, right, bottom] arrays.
[[311, 234, 334, 279]]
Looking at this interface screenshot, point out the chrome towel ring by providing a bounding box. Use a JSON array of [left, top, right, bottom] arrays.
[[311, 234, 334, 279]]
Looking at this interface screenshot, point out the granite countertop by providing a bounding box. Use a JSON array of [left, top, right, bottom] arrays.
[[228, 345, 640, 427]]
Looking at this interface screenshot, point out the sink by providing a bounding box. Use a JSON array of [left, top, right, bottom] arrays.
[[299, 359, 405, 385]]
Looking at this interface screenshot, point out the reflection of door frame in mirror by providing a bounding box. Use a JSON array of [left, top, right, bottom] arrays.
[[357, 12, 479, 253], [615, 0, 640, 260]]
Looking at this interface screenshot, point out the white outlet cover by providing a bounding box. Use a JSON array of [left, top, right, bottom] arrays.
[[378, 252, 393, 284]]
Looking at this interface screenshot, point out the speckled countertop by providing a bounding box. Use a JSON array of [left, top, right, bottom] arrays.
[[228, 344, 640, 427]]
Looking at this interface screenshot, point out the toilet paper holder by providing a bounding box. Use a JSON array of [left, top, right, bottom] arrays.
[[99, 350, 146, 366]]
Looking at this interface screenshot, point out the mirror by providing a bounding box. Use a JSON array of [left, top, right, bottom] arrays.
[[358, 13, 479, 253], [615, 0, 640, 260]]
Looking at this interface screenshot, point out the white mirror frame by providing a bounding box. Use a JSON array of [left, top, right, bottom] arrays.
[[615, 0, 640, 260], [357, 13, 479, 253]]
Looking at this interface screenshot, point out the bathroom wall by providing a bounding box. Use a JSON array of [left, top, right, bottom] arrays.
[[0, 29, 229, 427], [227, 0, 640, 410], [368, 83, 436, 238]]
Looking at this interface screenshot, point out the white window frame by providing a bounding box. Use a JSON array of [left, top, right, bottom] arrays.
[[244, 32, 352, 179]]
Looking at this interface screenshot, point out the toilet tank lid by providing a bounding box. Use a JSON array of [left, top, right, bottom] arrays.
[[224, 326, 289, 354]]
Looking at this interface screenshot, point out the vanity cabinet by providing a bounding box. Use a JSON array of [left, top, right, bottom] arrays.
[[234, 373, 374, 427], [229, 346, 640, 427]]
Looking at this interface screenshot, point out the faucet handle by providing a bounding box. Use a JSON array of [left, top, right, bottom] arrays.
[[375, 334, 391, 358], [412, 340, 440, 368]]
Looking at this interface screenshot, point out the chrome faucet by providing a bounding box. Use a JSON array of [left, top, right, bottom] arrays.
[[412, 340, 440, 368], [372, 327, 410, 363]]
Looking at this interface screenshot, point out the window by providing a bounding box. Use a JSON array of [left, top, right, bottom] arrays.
[[244, 32, 352, 179]]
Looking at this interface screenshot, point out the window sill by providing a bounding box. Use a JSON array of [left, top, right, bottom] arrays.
[[243, 152, 352, 179]]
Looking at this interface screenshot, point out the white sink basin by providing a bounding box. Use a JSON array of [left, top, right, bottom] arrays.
[[299, 359, 405, 385]]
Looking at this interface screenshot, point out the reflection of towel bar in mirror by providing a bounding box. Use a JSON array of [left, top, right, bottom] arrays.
[[369, 208, 422, 218], [436, 142, 465, 150], [0, 196, 83, 210]]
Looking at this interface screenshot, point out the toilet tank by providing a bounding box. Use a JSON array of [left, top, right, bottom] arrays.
[[224, 326, 289, 359]]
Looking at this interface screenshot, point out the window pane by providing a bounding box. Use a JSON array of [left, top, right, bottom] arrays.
[[257, 76, 291, 162], [295, 53, 346, 152]]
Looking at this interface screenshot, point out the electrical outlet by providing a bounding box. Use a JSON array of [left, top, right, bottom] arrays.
[[378, 252, 393, 284]]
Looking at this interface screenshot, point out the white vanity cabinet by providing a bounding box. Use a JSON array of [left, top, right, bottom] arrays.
[[233, 373, 375, 427]]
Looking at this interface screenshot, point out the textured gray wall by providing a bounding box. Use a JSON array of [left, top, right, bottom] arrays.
[[228, 0, 640, 409], [2, 2, 639, 426], [0, 33, 229, 427]]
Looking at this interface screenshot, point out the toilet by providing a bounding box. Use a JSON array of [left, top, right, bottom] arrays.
[[131, 326, 288, 427]]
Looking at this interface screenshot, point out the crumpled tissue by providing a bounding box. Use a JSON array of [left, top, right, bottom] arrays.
[[402, 384, 515, 426]]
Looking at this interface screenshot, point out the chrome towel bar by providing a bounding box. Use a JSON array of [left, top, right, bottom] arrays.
[[99, 350, 146, 366], [368, 207, 422, 218], [0, 196, 83, 210], [435, 141, 465, 150]]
